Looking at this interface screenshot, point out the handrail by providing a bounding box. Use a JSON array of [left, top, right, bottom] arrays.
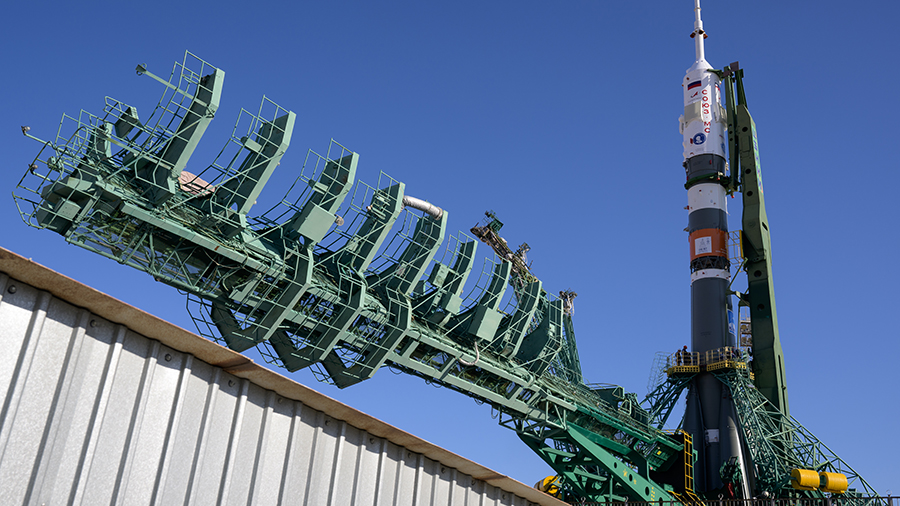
[[665, 346, 749, 368]]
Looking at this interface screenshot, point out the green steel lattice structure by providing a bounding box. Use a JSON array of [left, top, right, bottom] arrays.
[[12, 52, 878, 503]]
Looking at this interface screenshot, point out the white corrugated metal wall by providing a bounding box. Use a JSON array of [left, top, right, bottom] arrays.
[[0, 252, 563, 506]]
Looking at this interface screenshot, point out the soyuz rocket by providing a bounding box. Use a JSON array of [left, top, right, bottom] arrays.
[[680, 0, 752, 497]]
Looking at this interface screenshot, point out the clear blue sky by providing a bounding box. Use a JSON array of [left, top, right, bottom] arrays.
[[2, 0, 897, 494]]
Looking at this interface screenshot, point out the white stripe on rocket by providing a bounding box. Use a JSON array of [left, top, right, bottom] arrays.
[[690, 269, 730, 283], [688, 183, 727, 212]]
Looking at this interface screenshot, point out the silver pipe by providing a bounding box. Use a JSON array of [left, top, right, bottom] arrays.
[[402, 195, 443, 219]]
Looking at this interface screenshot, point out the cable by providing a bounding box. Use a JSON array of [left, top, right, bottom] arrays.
[[458, 341, 480, 367]]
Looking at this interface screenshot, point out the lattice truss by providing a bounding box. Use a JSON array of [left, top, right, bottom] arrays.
[[15, 51, 702, 504], [714, 370, 878, 497], [640, 364, 878, 499]]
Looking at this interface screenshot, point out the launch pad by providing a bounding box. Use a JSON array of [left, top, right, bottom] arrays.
[[9, 2, 889, 504]]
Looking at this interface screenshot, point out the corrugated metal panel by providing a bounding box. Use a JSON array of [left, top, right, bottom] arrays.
[[0, 253, 563, 506]]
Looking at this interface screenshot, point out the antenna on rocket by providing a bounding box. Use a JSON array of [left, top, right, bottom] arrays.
[[690, 0, 708, 62]]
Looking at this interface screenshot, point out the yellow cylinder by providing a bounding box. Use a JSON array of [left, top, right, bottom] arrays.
[[819, 472, 849, 494], [791, 469, 819, 491], [534, 475, 560, 496]]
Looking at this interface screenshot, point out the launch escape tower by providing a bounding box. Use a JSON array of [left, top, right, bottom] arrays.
[[10, 6, 884, 504]]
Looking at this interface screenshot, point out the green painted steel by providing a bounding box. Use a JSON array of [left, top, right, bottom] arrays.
[[713, 368, 877, 497], [519, 422, 673, 502], [13, 52, 878, 503], [642, 355, 878, 498], [643, 374, 693, 430], [13, 52, 682, 504], [720, 64, 791, 418]]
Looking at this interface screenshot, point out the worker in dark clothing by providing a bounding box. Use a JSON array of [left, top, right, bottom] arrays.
[[677, 345, 688, 365]]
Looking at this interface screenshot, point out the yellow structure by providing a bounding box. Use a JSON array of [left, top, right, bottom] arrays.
[[819, 472, 849, 494], [535, 476, 561, 497], [791, 469, 820, 491]]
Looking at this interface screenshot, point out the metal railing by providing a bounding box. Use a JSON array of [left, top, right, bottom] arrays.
[[664, 346, 748, 368]]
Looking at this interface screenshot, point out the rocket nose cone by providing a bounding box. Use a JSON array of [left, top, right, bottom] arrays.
[[687, 58, 713, 73]]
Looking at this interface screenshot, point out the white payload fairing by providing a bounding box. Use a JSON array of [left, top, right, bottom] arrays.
[[681, 6, 727, 167]]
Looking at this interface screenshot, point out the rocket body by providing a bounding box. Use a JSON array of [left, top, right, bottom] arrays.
[[680, 11, 730, 358], [679, 1, 749, 496]]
